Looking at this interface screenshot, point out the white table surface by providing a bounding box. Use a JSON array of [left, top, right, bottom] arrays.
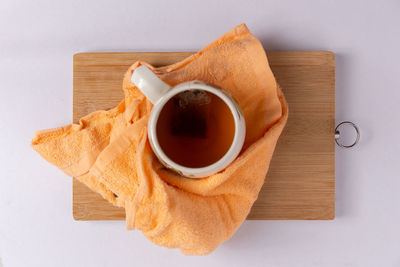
[[1, 0, 400, 266]]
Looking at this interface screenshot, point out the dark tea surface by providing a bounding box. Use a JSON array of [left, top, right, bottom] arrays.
[[156, 90, 235, 168]]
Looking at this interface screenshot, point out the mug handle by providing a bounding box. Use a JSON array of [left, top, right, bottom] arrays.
[[131, 65, 171, 104]]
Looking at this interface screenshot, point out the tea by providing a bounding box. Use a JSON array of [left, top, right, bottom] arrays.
[[156, 90, 235, 168]]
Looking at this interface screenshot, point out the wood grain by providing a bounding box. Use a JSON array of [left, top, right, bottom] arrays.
[[73, 51, 335, 220]]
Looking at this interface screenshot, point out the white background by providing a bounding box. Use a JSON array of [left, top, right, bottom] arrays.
[[1, 0, 399, 266]]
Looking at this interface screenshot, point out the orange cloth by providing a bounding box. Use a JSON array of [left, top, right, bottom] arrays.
[[31, 24, 288, 255]]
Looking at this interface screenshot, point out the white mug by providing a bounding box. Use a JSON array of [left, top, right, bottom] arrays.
[[131, 65, 246, 178]]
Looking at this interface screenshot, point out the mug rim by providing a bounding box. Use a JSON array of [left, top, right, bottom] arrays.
[[147, 81, 246, 178]]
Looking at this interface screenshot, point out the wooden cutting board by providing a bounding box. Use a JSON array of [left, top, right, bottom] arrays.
[[73, 51, 335, 220]]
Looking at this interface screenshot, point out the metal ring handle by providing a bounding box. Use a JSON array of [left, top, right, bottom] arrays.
[[335, 121, 360, 148]]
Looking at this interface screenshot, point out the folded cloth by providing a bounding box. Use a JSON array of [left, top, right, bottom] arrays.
[[31, 23, 288, 255]]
